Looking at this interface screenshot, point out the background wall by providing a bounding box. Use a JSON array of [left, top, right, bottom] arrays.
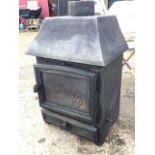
[[19, 0, 49, 19]]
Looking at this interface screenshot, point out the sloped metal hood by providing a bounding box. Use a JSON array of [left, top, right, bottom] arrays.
[[26, 15, 128, 66]]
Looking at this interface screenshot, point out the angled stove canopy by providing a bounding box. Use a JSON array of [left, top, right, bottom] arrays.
[[26, 15, 128, 66]]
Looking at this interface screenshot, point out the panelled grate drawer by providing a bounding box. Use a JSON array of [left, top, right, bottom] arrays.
[[41, 109, 98, 142]]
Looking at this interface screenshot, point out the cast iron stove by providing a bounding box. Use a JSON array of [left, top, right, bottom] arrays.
[[26, 1, 128, 145]]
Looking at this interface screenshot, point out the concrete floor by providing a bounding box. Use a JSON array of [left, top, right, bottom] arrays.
[[19, 32, 135, 155]]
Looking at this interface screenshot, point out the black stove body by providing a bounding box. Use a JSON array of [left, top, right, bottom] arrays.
[[34, 55, 122, 145], [26, 6, 128, 144]]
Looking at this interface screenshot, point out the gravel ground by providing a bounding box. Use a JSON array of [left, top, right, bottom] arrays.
[[19, 32, 135, 155]]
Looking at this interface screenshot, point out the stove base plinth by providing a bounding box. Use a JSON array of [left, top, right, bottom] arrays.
[[41, 108, 116, 145]]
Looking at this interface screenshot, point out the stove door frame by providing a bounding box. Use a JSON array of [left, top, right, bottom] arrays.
[[34, 64, 98, 124]]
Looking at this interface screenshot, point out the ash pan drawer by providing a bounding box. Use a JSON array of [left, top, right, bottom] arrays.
[[41, 108, 98, 142]]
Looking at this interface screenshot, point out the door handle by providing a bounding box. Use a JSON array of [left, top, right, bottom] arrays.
[[33, 84, 40, 93]]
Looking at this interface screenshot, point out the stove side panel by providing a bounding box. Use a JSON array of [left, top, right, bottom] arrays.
[[97, 55, 123, 144]]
